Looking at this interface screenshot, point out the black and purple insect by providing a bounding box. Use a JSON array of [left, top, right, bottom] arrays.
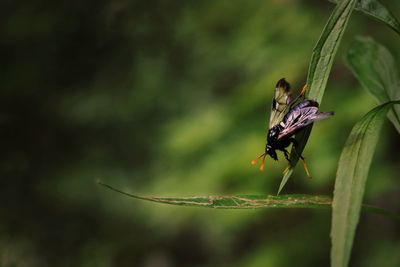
[[252, 78, 333, 178]]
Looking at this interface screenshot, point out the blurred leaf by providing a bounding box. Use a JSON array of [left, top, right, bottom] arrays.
[[330, 0, 400, 35], [98, 182, 400, 220], [346, 36, 400, 133], [331, 100, 400, 267], [279, 0, 357, 194]]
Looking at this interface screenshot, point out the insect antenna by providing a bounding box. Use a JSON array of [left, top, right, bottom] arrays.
[[251, 153, 267, 171]]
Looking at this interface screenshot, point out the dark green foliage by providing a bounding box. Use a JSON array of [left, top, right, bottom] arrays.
[[2, 1, 400, 266], [346, 36, 400, 132]]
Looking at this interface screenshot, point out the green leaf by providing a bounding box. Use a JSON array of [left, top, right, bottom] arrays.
[[99, 181, 331, 209], [279, 0, 357, 194], [98, 182, 400, 221], [346, 36, 400, 133], [330, 0, 400, 35], [331, 100, 400, 267], [306, 0, 357, 103]]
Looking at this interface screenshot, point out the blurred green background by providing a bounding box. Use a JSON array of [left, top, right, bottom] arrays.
[[1, 0, 400, 266]]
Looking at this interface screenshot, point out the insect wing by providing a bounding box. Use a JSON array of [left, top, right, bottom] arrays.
[[269, 78, 293, 128], [277, 100, 333, 140]]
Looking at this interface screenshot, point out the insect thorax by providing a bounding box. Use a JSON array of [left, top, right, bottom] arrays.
[[267, 124, 283, 144]]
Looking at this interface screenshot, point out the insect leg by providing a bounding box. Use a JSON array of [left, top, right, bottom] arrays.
[[282, 149, 291, 163], [287, 84, 308, 108], [289, 138, 312, 179], [289, 138, 298, 147], [300, 84, 307, 97], [298, 154, 312, 179]]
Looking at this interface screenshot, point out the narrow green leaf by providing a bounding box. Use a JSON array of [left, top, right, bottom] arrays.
[[278, 169, 293, 195], [99, 182, 332, 209], [307, 0, 357, 103], [98, 182, 400, 220], [330, 0, 400, 35], [279, 0, 357, 194], [346, 36, 400, 133], [331, 101, 400, 267]]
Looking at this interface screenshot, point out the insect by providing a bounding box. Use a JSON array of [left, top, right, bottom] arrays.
[[251, 78, 333, 178]]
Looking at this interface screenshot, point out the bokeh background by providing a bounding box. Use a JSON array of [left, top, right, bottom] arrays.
[[1, 0, 400, 266]]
